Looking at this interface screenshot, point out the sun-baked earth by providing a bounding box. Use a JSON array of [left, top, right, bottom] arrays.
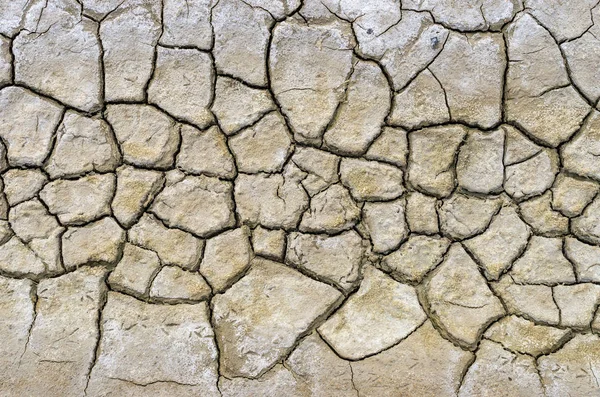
[[1, 0, 600, 396]]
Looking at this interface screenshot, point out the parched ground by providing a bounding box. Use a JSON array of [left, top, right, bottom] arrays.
[[1, 0, 600, 396]]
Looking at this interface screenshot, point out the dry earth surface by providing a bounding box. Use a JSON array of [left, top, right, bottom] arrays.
[[1, 0, 600, 396]]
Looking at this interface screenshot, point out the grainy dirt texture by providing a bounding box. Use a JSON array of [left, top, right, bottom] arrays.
[[1, 0, 600, 396]]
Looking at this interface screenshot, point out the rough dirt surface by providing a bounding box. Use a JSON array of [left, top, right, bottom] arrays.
[[1, 0, 600, 396]]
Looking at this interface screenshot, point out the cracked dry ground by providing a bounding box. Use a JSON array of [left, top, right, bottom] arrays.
[[4, 1, 600, 397]]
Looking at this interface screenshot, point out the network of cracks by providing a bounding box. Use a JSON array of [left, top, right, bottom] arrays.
[[2, 0, 600, 396]]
